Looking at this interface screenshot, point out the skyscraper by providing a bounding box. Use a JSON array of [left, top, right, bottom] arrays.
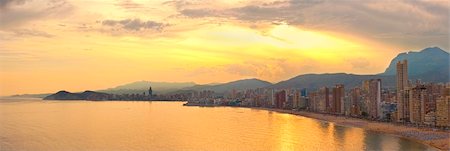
[[436, 86, 450, 127], [318, 87, 329, 113], [332, 84, 345, 114], [409, 85, 426, 124], [269, 89, 275, 107], [275, 90, 287, 109], [308, 91, 318, 112], [367, 79, 382, 119], [350, 87, 362, 116], [396, 60, 408, 122], [293, 90, 301, 109]]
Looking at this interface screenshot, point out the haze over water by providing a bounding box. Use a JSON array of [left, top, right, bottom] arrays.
[[0, 99, 436, 151]]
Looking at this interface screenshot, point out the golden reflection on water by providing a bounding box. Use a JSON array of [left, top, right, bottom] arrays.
[[0, 100, 436, 151]]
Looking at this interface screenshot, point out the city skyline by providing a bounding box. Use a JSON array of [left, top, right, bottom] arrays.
[[0, 0, 449, 96]]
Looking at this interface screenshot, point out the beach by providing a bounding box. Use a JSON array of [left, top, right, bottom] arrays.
[[252, 107, 449, 150]]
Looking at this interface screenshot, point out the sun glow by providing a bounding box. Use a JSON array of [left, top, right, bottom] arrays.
[[0, 0, 406, 95]]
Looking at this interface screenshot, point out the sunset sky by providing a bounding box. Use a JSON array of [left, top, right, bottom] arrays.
[[0, 0, 448, 96]]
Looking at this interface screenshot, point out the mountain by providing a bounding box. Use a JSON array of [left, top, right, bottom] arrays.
[[382, 47, 449, 79], [272, 47, 449, 90], [43, 90, 111, 100], [270, 73, 395, 90], [180, 78, 272, 94], [98, 81, 196, 94], [11, 47, 449, 97]]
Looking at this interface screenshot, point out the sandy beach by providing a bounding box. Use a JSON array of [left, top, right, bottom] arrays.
[[251, 107, 449, 150]]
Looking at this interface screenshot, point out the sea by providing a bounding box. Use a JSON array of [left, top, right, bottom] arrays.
[[0, 98, 437, 151]]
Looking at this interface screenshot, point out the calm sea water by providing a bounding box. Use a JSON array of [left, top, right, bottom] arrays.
[[0, 98, 436, 151]]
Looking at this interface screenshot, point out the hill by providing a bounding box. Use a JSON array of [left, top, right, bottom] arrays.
[[98, 81, 196, 94], [270, 73, 396, 90], [43, 90, 111, 100], [271, 47, 448, 90], [181, 78, 272, 94]]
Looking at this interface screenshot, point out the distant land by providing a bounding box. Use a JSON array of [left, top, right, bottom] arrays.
[[271, 47, 449, 90], [43, 91, 111, 100], [382, 47, 449, 76], [180, 78, 272, 94], [9, 47, 449, 98], [98, 81, 196, 94]]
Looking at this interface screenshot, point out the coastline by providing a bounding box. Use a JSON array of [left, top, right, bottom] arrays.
[[259, 107, 449, 151], [188, 104, 449, 150]]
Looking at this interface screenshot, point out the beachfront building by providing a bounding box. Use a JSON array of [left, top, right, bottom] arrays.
[[318, 87, 329, 113], [396, 60, 409, 122], [409, 85, 427, 124], [367, 79, 382, 119], [349, 87, 362, 116], [308, 91, 318, 112], [293, 90, 301, 109], [424, 111, 436, 126], [268, 89, 275, 107], [436, 95, 449, 127], [275, 90, 287, 109], [332, 84, 345, 115]]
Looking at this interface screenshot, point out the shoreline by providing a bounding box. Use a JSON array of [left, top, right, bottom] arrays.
[[188, 104, 449, 150], [258, 107, 449, 151]]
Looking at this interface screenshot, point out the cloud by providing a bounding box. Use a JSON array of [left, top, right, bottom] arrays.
[[115, 0, 144, 10], [102, 18, 167, 31], [173, 0, 449, 49], [0, 0, 73, 29], [179, 9, 220, 18], [0, 0, 29, 9], [12, 29, 54, 38], [176, 0, 321, 22], [0, 29, 54, 41], [114, 0, 157, 13], [162, 0, 193, 10]]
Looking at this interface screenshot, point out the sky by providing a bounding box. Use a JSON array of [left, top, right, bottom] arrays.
[[0, 0, 449, 96]]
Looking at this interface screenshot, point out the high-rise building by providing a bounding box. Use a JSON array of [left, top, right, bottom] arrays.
[[436, 96, 449, 127], [424, 83, 443, 113], [293, 90, 301, 109], [396, 60, 408, 122], [397, 60, 408, 91], [318, 87, 329, 113], [269, 89, 275, 107], [308, 92, 318, 111], [350, 87, 362, 116], [275, 90, 287, 109], [367, 79, 382, 119], [409, 85, 426, 124], [332, 84, 345, 114], [436, 86, 449, 127]]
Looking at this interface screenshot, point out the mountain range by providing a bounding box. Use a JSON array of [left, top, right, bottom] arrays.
[[9, 47, 449, 98], [178, 78, 272, 94], [98, 81, 196, 94], [271, 47, 448, 90]]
